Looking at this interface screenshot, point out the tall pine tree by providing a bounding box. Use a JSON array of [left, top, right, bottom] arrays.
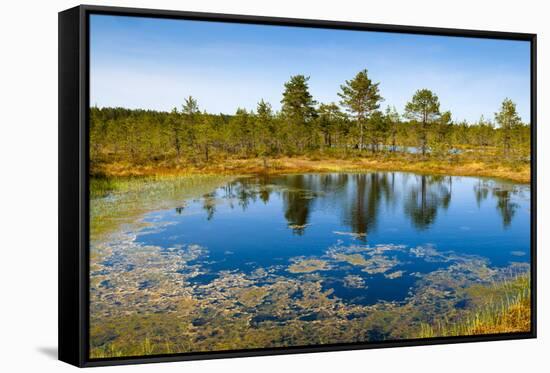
[[338, 69, 383, 150]]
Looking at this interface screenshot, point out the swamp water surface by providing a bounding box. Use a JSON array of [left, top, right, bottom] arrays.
[[90, 172, 530, 355]]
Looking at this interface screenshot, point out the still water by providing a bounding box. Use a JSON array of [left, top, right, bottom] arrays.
[[135, 172, 530, 306]]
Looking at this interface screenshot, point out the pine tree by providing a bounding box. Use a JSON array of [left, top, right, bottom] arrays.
[[495, 98, 521, 157], [366, 111, 389, 152], [338, 69, 383, 151], [317, 103, 343, 148], [281, 75, 317, 151], [404, 89, 441, 156], [181, 96, 200, 149], [385, 106, 400, 152], [281, 75, 317, 125]]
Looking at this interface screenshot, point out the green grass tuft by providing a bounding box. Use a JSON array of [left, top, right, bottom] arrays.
[[418, 275, 531, 338]]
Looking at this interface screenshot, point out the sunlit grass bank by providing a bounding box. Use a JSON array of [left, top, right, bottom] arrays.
[[419, 275, 531, 338], [91, 151, 530, 184]]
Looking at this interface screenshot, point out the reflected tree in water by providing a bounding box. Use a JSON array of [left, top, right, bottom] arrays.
[[474, 181, 521, 228], [202, 192, 217, 220], [219, 178, 266, 211], [259, 187, 270, 204], [474, 180, 490, 208], [344, 173, 394, 240], [493, 188, 519, 228], [257, 175, 272, 204], [198, 172, 522, 235], [404, 175, 452, 230], [281, 175, 315, 235]]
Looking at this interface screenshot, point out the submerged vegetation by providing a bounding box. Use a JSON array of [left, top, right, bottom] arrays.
[[288, 259, 330, 273], [90, 174, 234, 241], [89, 228, 530, 358], [420, 275, 531, 337], [89, 174, 531, 358], [90, 70, 530, 183], [91, 273, 530, 358]]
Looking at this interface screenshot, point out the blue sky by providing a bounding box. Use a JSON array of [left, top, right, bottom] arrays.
[[90, 15, 530, 123]]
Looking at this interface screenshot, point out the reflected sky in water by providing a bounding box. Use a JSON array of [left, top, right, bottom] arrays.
[[136, 172, 530, 304]]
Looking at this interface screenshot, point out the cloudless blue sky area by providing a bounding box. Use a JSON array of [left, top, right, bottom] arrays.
[[90, 15, 530, 123]]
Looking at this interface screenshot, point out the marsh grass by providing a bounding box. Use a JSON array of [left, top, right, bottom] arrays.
[[90, 337, 157, 359], [90, 174, 220, 198], [93, 151, 530, 184], [419, 275, 531, 338], [90, 174, 234, 241]]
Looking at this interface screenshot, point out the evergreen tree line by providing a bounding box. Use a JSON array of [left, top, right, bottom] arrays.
[[90, 69, 530, 166]]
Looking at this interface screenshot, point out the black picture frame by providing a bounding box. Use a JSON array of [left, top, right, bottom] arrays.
[[59, 4, 537, 367]]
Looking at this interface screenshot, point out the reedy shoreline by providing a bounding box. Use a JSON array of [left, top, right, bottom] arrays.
[[91, 154, 530, 184]]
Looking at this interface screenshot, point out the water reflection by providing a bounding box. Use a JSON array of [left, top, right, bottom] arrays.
[[202, 192, 217, 221], [494, 189, 519, 228], [282, 175, 315, 235], [342, 173, 393, 240], [180, 172, 527, 235], [404, 175, 452, 231], [474, 180, 490, 208], [473, 180, 522, 229]]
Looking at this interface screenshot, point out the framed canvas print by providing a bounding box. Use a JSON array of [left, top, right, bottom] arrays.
[[58, 5, 536, 367]]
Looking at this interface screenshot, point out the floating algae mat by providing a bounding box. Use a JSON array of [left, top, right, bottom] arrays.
[[89, 172, 530, 357]]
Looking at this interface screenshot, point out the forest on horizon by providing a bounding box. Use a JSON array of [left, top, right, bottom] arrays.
[[89, 69, 530, 176]]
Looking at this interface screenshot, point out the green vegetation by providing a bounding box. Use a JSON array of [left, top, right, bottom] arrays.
[[90, 174, 233, 241], [419, 275, 531, 338], [404, 89, 443, 156], [90, 70, 530, 183], [338, 69, 382, 150]]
